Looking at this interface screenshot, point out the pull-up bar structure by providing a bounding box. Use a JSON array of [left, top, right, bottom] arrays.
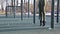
[[4, 0, 60, 29], [51, 0, 54, 29], [5, 0, 8, 17], [21, 0, 23, 20], [33, 0, 36, 24], [28, 0, 30, 18], [57, 0, 59, 23]]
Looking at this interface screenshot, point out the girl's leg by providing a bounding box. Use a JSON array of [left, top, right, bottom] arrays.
[[40, 12, 42, 26], [43, 12, 45, 26]]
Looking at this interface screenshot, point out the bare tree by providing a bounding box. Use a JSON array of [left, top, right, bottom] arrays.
[[1, 1, 4, 12]]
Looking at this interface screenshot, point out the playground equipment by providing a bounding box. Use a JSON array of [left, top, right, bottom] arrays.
[[0, 0, 59, 29]]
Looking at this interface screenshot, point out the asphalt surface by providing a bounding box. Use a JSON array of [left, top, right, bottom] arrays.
[[0, 16, 60, 34]]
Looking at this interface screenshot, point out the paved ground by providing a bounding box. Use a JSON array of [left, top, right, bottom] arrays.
[[0, 28, 60, 34], [0, 16, 60, 34]]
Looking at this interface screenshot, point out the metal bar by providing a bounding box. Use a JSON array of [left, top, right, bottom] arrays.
[[11, 0, 14, 17], [1, 2, 3, 12], [38, 0, 40, 19], [24, 0, 25, 3], [57, 0, 59, 23], [14, 0, 15, 18], [21, 0, 23, 20], [26, 0, 28, 16], [5, 6, 7, 17], [51, 0, 54, 29], [11, 0, 13, 6], [6, 0, 8, 17], [17, 0, 18, 6], [28, 0, 30, 18], [33, 0, 35, 24]]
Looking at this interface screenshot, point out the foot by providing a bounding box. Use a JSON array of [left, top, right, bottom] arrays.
[[43, 21, 45, 26], [40, 21, 42, 26], [40, 23, 42, 26], [43, 23, 45, 26]]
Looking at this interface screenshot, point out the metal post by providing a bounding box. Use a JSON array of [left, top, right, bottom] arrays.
[[21, 0, 23, 20], [28, 0, 30, 18], [24, 0, 25, 3], [51, 0, 54, 29], [5, 6, 7, 17], [1, 2, 3, 12], [17, 0, 18, 6], [57, 0, 59, 23], [11, 0, 13, 6], [33, 0, 35, 24], [38, 0, 40, 19], [24, 0, 25, 10], [6, 0, 8, 17], [11, 0, 14, 17], [14, 0, 15, 18]]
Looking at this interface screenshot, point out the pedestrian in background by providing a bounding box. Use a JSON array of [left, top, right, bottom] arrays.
[[38, 0, 46, 26]]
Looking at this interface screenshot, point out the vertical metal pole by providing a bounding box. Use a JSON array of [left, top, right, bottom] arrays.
[[6, 0, 8, 17], [14, 0, 15, 18], [24, 0, 25, 9], [21, 0, 23, 20], [24, 0, 25, 12], [11, 0, 13, 17], [38, 0, 40, 19], [11, 0, 13, 6], [51, 0, 54, 29], [57, 0, 59, 23], [1, 2, 3, 12], [24, 0, 25, 3], [5, 6, 7, 17], [28, 0, 30, 18], [17, 0, 18, 6], [33, 0, 35, 24]]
